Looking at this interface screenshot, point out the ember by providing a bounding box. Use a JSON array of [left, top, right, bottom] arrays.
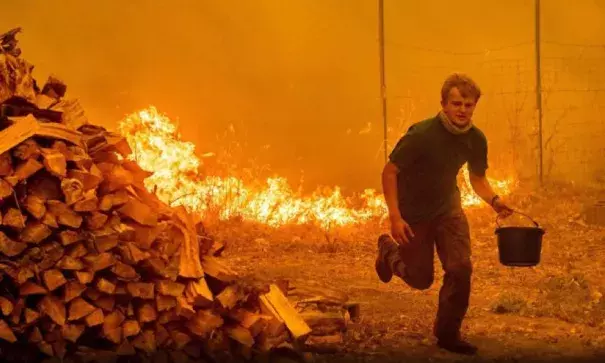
[[119, 107, 514, 228]]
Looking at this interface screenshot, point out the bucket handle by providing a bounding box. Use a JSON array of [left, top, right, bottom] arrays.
[[496, 209, 540, 228]]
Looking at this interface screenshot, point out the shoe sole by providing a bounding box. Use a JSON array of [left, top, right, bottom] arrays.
[[376, 235, 393, 283]]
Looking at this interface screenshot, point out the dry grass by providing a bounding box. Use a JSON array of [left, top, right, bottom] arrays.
[[204, 182, 605, 361]]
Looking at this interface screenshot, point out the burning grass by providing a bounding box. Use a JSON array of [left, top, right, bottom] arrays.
[[119, 106, 515, 230]]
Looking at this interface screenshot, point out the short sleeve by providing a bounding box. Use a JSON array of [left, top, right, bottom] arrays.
[[467, 131, 488, 177], [388, 125, 423, 171]]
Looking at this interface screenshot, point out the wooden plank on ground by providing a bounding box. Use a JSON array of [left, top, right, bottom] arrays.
[[261, 284, 311, 339]]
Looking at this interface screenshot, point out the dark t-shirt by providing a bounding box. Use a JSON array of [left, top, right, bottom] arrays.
[[388, 114, 488, 223]]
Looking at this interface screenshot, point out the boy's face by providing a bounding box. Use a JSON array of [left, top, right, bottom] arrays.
[[441, 87, 477, 128]]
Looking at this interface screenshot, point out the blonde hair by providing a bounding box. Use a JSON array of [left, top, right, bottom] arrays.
[[441, 73, 481, 103]]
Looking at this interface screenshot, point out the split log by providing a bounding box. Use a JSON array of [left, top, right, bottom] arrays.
[[118, 197, 158, 226], [126, 282, 154, 299], [185, 278, 214, 307], [24, 195, 46, 219], [84, 308, 104, 327], [62, 324, 85, 343], [73, 189, 98, 212], [122, 320, 140, 338], [93, 296, 115, 312], [67, 169, 102, 191], [25, 308, 40, 324], [0, 319, 17, 342], [0, 152, 13, 176], [63, 281, 87, 303], [47, 200, 82, 228], [103, 310, 125, 344], [0, 296, 14, 316], [42, 269, 67, 291], [36, 93, 56, 109], [75, 271, 94, 284], [61, 178, 84, 205], [187, 309, 224, 338], [175, 297, 195, 319], [39, 295, 66, 326], [3, 208, 27, 230], [14, 158, 43, 182], [175, 208, 204, 279], [51, 98, 88, 130], [0, 178, 12, 199], [35, 122, 85, 148], [20, 281, 47, 296], [41, 211, 59, 228], [238, 311, 268, 338], [201, 256, 238, 283], [132, 329, 156, 354], [96, 278, 116, 295], [41, 75, 67, 98], [217, 285, 244, 311], [300, 311, 347, 336], [20, 222, 52, 244], [41, 148, 67, 178], [68, 298, 96, 321], [137, 303, 157, 323], [58, 230, 82, 246], [13, 139, 40, 160], [0, 115, 38, 156], [83, 252, 116, 272], [111, 261, 138, 280], [37, 242, 65, 271], [84, 212, 106, 231], [155, 295, 176, 312], [99, 164, 134, 193], [56, 255, 84, 270], [156, 280, 185, 297], [0, 231, 27, 257], [226, 325, 255, 347], [260, 284, 311, 339]]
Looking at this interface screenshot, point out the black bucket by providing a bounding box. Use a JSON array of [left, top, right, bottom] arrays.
[[495, 211, 545, 267]]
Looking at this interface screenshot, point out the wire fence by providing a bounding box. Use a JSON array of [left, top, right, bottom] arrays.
[[384, 37, 605, 187]]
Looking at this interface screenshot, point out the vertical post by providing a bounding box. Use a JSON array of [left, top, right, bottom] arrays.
[[535, 0, 543, 184], [378, 0, 388, 164]]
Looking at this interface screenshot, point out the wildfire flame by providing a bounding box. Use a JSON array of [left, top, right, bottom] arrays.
[[118, 107, 513, 228]]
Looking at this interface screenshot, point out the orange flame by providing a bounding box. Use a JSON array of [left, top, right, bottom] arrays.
[[118, 107, 513, 228]]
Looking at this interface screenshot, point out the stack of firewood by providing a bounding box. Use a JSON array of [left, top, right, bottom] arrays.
[[0, 28, 327, 363], [286, 280, 359, 351]]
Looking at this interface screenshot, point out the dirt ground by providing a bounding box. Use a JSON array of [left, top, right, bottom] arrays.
[[208, 185, 605, 362]]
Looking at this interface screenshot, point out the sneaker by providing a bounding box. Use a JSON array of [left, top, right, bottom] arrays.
[[375, 234, 394, 283], [437, 338, 478, 355]]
